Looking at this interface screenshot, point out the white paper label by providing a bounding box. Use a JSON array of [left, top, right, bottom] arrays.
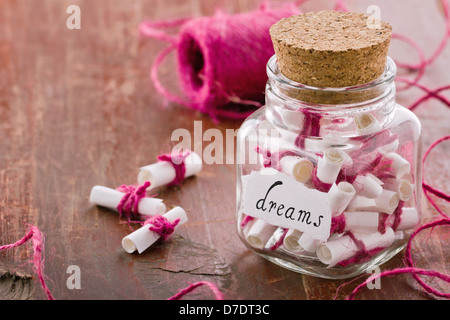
[[242, 169, 331, 241]]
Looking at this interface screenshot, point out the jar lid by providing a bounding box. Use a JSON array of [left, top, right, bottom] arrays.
[[269, 11, 392, 88]]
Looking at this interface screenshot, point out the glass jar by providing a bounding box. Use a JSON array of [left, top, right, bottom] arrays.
[[236, 55, 422, 279]]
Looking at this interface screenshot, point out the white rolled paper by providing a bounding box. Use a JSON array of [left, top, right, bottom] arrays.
[[343, 211, 380, 233], [377, 139, 399, 154], [347, 189, 399, 215], [278, 127, 299, 148], [316, 228, 395, 267], [389, 207, 419, 231], [138, 152, 202, 190], [244, 219, 278, 249], [385, 152, 411, 179], [122, 206, 188, 254], [354, 113, 381, 135], [265, 227, 287, 250], [328, 182, 356, 215], [346, 196, 377, 212], [316, 148, 346, 185], [283, 229, 303, 252], [374, 189, 400, 214], [280, 156, 314, 183], [383, 178, 414, 201], [276, 109, 305, 131], [298, 232, 323, 253], [352, 174, 383, 199], [89, 186, 166, 216]]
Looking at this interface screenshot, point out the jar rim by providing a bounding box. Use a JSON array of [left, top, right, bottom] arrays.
[[266, 55, 397, 97]]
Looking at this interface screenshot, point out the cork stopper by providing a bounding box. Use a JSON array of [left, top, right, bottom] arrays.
[[269, 11, 392, 103]]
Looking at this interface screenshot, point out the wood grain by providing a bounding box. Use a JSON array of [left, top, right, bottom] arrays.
[[0, 0, 448, 300]]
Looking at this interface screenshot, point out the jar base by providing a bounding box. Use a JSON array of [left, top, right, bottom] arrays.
[[252, 242, 406, 280]]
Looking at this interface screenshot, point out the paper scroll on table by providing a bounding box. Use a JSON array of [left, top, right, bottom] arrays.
[[122, 207, 188, 254], [138, 151, 202, 189], [90, 186, 166, 216]]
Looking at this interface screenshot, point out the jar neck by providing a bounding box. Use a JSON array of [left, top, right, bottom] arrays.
[[265, 56, 397, 135]]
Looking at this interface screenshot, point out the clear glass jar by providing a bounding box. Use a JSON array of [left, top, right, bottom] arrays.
[[236, 55, 422, 279]]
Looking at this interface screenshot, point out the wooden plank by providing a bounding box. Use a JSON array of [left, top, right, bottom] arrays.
[[0, 0, 448, 300]]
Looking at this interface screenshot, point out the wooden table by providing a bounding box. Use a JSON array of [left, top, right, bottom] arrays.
[[0, 0, 448, 300]]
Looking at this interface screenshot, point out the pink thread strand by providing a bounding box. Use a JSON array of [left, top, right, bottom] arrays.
[[0, 225, 54, 300], [116, 181, 151, 220], [167, 281, 224, 300], [347, 267, 450, 300]]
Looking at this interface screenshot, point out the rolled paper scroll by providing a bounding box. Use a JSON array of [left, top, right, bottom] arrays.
[[244, 219, 278, 249], [316, 148, 346, 185], [316, 228, 395, 267], [122, 206, 188, 254], [343, 211, 380, 233], [89, 186, 166, 216], [377, 139, 399, 154], [283, 229, 303, 252], [385, 152, 411, 179], [346, 196, 377, 212], [278, 127, 299, 148], [354, 112, 381, 135], [280, 156, 314, 183], [388, 207, 419, 231], [347, 189, 399, 215], [383, 178, 414, 201], [265, 227, 287, 250], [328, 182, 356, 215], [298, 232, 323, 253], [276, 109, 305, 131], [138, 151, 202, 189], [303, 135, 352, 154], [352, 174, 383, 199], [374, 189, 400, 214]]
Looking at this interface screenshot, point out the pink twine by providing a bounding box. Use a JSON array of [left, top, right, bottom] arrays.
[[311, 166, 332, 193], [422, 136, 450, 218], [0, 225, 54, 300], [144, 215, 180, 241], [270, 228, 288, 251], [140, 2, 299, 120], [295, 109, 322, 149], [116, 181, 151, 220], [167, 281, 224, 300], [240, 215, 255, 229], [157, 150, 191, 187], [330, 214, 346, 234]]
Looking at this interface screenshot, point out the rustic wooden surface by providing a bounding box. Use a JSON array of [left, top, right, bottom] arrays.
[[0, 0, 448, 300]]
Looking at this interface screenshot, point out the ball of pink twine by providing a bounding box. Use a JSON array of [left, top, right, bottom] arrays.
[[140, 2, 299, 121]]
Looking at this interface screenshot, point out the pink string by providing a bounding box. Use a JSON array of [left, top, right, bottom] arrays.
[[0, 225, 54, 300], [347, 267, 450, 300], [116, 181, 151, 220], [157, 150, 191, 187], [270, 228, 288, 251], [240, 215, 255, 229], [422, 136, 450, 218], [167, 281, 224, 300], [144, 215, 180, 241]]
